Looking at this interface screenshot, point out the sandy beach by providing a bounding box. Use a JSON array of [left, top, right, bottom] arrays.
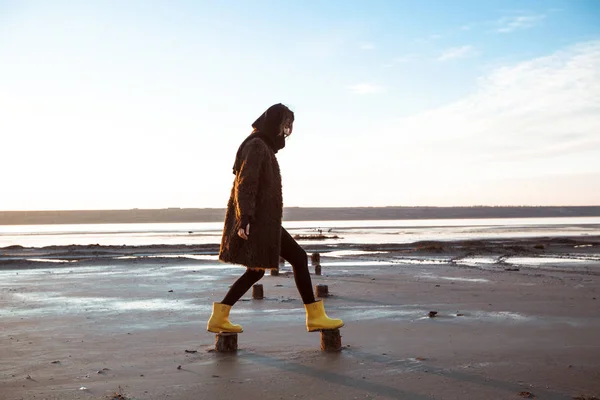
[[1, 236, 600, 400], [3, 0, 600, 397]]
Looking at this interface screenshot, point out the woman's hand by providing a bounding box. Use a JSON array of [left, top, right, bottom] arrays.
[[238, 223, 250, 240]]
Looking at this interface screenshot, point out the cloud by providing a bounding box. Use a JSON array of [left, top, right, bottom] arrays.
[[376, 40, 600, 183], [347, 83, 384, 94], [497, 14, 545, 33], [437, 45, 476, 61], [358, 42, 375, 50]]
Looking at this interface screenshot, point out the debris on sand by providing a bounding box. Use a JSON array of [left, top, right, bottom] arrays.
[[505, 268, 520, 271], [292, 234, 340, 240], [519, 391, 534, 398], [415, 243, 445, 252], [184, 350, 197, 354], [428, 311, 438, 318], [108, 394, 129, 400], [573, 396, 600, 400]]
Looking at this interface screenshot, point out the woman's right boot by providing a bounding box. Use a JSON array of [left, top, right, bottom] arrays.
[[207, 302, 243, 333]]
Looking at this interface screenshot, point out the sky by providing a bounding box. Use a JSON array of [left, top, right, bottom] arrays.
[[1, 0, 599, 210]]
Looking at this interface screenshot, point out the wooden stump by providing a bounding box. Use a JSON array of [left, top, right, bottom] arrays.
[[320, 329, 342, 352], [315, 264, 322, 276], [252, 284, 264, 300], [270, 268, 279, 276], [214, 333, 238, 352], [311, 252, 321, 266], [315, 284, 328, 298]]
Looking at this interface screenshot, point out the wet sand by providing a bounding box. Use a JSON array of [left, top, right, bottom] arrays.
[[1, 237, 600, 400]]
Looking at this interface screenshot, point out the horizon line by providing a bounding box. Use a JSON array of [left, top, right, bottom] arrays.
[[1, 205, 599, 213]]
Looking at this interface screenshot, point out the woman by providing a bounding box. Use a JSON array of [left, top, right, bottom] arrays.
[[207, 103, 344, 334]]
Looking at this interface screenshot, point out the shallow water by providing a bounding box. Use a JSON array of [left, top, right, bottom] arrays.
[[1, 217, 599, 331], [0, 263, 527, 327], [1, 217, 599, 248]]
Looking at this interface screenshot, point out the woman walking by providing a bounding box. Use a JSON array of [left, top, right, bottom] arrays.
[[207, 103, 344, 334]]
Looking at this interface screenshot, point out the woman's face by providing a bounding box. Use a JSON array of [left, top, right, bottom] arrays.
[[281, 117, 294, 138]]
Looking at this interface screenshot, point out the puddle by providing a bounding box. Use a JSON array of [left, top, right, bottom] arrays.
[[479, 311, 529, 321], [111, 298, 197, 311], [455, 256, 499, 267], [452, 255, 600, 272], [9, 291, 199, 314], [324, 250, 389, 258], [460, 362, 494, 369], [507, 257, 589, 265], [320, 261, 396, 267], [336, 305, 425, 321], [115, 254, 218, 261], [416, 274, 490, 283], [163, 264, 243, 272], [412, 310, 531, 323]]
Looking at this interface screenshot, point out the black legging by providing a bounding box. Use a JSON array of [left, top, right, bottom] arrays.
[[221, 227, 316, 306]]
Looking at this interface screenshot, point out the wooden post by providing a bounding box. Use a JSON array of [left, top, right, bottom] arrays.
[[270, 268, 279, 276], [315, 284, 328, 298], [320, 329, 342, 352], [315, 264, 322, 276], [311, 252, 321, 266], [214, 333, 238, 352], [252, 284, 264, 300]]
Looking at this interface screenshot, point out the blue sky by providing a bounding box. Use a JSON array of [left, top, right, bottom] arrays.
[[1, 0, 599, 210]]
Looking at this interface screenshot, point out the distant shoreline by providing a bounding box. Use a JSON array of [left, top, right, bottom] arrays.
[[0, 206, 598, 225]]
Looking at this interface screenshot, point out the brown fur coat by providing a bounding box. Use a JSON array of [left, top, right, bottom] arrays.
[[218, 137, 283, 270]]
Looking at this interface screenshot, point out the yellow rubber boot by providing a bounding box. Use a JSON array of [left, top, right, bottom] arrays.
[[207, 302, 243, 333], [305, 300, 344, 332]]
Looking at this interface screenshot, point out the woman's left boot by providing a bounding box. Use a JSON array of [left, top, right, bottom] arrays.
[[304, 300, 344, 332], [207, 302, 243, 333]]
